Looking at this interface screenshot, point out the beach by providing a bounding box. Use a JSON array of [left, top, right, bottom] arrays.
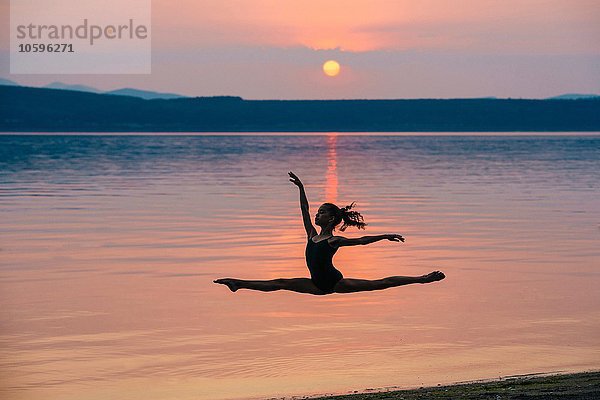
[[305, 372, 600, 400]]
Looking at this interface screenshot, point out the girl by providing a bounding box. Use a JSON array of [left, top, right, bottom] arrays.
[[214, 172, 445, 295]]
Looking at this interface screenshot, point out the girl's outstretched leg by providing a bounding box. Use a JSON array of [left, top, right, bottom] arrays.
[[214, 278, 326, 295], [333, 271, 445, 293]]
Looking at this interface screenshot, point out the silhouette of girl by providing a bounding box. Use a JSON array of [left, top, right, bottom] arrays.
[[214, 172, 445, 295]]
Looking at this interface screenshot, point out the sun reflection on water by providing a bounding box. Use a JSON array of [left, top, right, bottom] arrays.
[[325, 133, 338, 204]]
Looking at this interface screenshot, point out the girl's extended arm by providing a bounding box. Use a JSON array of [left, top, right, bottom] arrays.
[[289, 172, 317, 238], [331, 234, 404, 247]]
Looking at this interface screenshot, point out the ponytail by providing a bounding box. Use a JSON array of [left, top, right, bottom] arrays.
[[322, 202, 367, 231]]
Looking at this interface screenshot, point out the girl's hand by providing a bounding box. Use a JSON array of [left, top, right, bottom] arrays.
[[288, 171, 303, 188], [386, 234, 405, 242]]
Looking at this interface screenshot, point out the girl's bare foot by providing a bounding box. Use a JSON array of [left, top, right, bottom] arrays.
[[214, 278, 240, 292], [420, 271, 445, 283]]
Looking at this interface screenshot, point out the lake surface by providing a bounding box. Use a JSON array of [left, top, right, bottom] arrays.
[[1, 134, 599, 400]]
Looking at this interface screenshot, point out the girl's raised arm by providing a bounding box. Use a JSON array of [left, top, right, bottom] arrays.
[[288, 172, 317, 238]]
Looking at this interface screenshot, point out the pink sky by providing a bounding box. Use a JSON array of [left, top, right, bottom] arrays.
[[1, 0, 599, 98]]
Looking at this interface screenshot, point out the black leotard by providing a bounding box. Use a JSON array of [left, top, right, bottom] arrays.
[[305, 237, 343, 293]]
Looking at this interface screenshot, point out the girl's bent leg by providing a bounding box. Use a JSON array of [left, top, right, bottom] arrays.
[[214, 278, 327, 295], [334, 271, 445, 293]]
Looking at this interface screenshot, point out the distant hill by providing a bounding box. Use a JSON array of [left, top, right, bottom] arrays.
[[43, 82, 186, 99], [1, 85, 599, 132], [0, 78, 19, 86], [45, 82, 101, 93], [105, 88, 186, 100], [548, 94, 600, 100]]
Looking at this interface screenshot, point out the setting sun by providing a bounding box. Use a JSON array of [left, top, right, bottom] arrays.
[[322, 60, 340, 77]]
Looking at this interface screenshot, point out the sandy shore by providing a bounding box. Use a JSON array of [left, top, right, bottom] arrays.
[[301, 371, 600, 400]]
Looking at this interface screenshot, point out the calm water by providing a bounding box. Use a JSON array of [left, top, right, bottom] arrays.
[[1, 134, 599, 400]]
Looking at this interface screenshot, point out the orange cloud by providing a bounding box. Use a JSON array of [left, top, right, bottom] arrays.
[[152, 0, 600, 53]]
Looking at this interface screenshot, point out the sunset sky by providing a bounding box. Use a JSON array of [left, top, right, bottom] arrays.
[[1, 0, 599, 99]]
